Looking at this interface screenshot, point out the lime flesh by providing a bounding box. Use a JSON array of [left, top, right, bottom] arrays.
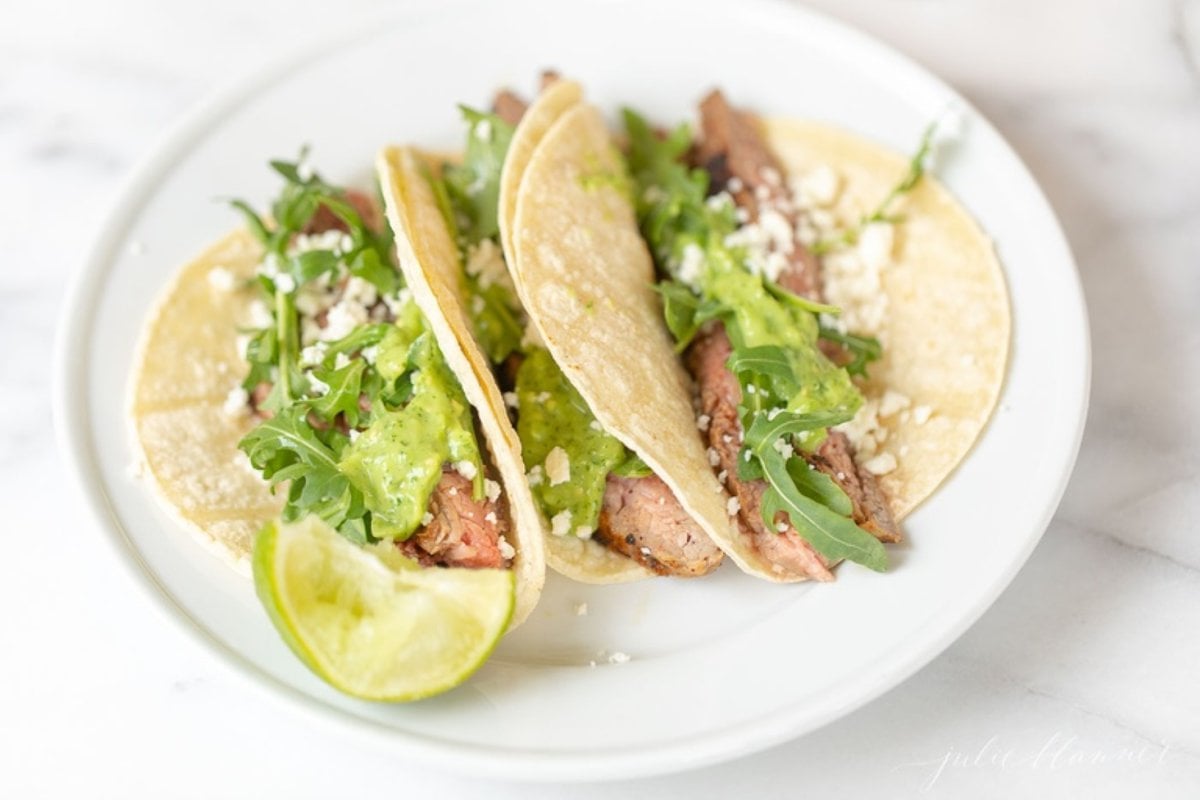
[[252, 516, 515, 702]]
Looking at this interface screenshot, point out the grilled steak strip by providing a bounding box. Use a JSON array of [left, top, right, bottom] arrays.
[[492, 90, 528, 127], [689, 90, 901, 558], [594, 473, 724, 577], [399, 469, 512, 569]]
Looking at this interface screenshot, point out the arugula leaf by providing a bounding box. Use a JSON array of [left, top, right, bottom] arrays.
[[441, 107, 515, 246], [239, 406, 369, 542], [759, 460, 887, 572], [611, 452, 653, 478], [308, 360, 367, 428], [653, 280, 725, 351]]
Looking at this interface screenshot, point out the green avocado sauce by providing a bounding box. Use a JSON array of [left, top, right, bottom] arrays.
[[339, 305, 484, 541], [514, 347, 643, 535]]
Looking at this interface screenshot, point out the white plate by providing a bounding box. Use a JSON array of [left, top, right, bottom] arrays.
[[53, 0, 1088, 782]]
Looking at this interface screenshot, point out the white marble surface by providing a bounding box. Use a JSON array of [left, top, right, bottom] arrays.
[[3, 0, 1198, 796]]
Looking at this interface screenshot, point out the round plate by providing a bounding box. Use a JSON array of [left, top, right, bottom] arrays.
[[53, 0, 1088, 782]]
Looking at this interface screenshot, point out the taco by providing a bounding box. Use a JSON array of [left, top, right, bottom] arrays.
[[378, 77, 728, 583], [500, 83, 1008, 581], [129, 158, 546, 698]]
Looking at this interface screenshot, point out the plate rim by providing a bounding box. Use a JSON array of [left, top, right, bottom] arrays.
[[52, 0, 1091, 782]]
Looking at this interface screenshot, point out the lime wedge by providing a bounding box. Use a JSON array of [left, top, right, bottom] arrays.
[[252, 516, 515, 702]]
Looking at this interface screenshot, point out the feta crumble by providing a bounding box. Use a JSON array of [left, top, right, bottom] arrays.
[[497, 534, 515, 560], [727, 497, 741, 516], [222, 386, 249, 417], [455, 460, 478, 481], [421, 512, 434, 527], [545, 446, 571, 486], [207, 266, 236, 292], [484, 479, 502, 503], [863, 452, 898, 476], [550, 510, 572, 537]]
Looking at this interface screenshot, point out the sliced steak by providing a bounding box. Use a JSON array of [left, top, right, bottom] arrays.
[[691, 90, 902, 549], [687, 325, 834, 581], [492, 89, 528, 127], [594, 473, 723, 577], [400, 468, 512, 569]]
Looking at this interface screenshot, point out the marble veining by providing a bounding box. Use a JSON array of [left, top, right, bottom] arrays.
[[2, 0, 1197, 797]]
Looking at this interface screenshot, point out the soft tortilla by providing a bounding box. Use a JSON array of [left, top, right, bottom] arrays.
[[130, 225, 546, 626], [378, 145, 649, 584], [762, 118, 1010, 520], [507, 100, 778, 579], [129, 230, 281, 569]]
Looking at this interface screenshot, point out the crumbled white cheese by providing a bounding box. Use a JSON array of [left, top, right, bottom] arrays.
[[455, 460, 478, 481], [320, 300, 369, 341], [222, 386, 249, 417], [589, 420, 603, 432], [760, 167, 782, 187], [273, 272, 296, 294], [836, 397, 882, 459], [696, 414, 711, 432], [863, 452, 898, 476], [306, 373, 330, 396], [207, 266, 236, 292], [421, 512, 434, 527], [534, 391, 551, 404], [717, 470, 727, 483], [290, 230, 344, 255], [575, 525, 593, 538], [822, 245, 888, 338], [676, 243, 706, 290], [527, 465, 544, 486], [707, 447, 721, 467], [550, 510, 572, 536], [334, 352, 350, 369], [773, 438, 794, 459], [857, 222, 894, 272], [484, 479, 502, 503], [795, 164, 841, 207], [776, 521, 789, 533], [639, 546, 651, 556], [574, 602, 589, 617], [727, 177, 744, 193], [878, 389, 911, 418], [727, 497, 741, 516], [497, 535, 515, 560], [235, 334, 251, 360], [545, 447, 570, 486], [299, 343, 328, 368], [503, 391, 519, 409], [360, 345, 379, 364], [247, 300, 273, 329], [464, 238, 512, 291], [341, 276, 378, 309], [348, 429, 360, 442]]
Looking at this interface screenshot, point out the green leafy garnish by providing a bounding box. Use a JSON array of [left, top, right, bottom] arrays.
[[231, 152, 482, 546]]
